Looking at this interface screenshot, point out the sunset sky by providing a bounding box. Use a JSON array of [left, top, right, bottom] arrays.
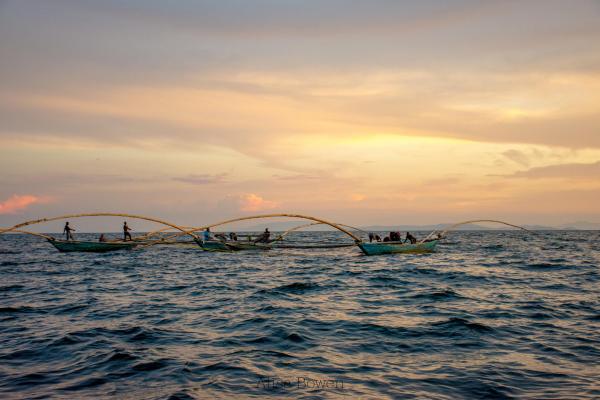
[[1, 1, 599, 231]]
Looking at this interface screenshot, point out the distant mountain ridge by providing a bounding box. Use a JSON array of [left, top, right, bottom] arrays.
[[238, 221, 600, 232]]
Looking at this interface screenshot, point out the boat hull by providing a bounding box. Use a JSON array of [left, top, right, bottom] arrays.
[[195, 239, 232, 252], [358, 240, 438, 255], [48, 239, 138, 253], [227, 242, 271, 251], [195, 239, 270, 252]]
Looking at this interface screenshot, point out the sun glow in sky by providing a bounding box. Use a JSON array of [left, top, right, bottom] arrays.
[[1, 0, 599, 229]]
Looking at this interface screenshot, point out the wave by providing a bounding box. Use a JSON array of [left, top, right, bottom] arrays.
[[256, 281, 322, 295], [410, 288, 464, 301], [431, 317, 495, 333]]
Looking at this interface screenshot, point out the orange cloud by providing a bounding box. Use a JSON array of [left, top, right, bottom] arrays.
[[239, 193, 279, 212], [0, 194, 44, 214], [350, 194, 366, 202]]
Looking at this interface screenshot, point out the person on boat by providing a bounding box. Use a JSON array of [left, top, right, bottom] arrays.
[[404, 232, 417, 244], [63, 222, 75, 241], [123, 222, 133, 241], [203, 228, 212, 241], [99, 234, 107, 242], [254, 228, 271, 243], [383, 236, 390, 242], [374, 234, 382, 242], [229, 232, 238, 241], [368, 232, 375, 243]]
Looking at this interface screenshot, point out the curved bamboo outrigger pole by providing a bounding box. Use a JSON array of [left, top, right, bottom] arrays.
[[2, 229, 56, 241], [271, 222, 368, 242], [138, 221, 323, 248], [140, 214, 364, 248], [272, 222, 321, 242], [420, 219, 533, 243], [132, 225, 196, 242], [189, 214, 362, 242], [0, 213, 197, 239]]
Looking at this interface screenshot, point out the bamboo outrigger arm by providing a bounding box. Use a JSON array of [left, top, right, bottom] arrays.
[[186, 213, 364, 243], [271, 221, 368, 242], [0, 213, 198, 239], [136, 215, 364, 249], [131, 225, 196, 242], [1, 229, 56, 241], [419, 219, 534, 243]]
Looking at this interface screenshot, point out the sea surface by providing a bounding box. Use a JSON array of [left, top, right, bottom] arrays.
[[0, 231, 599, 399]]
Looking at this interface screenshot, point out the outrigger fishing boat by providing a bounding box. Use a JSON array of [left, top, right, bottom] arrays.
[[357, 240, 438, 256], [47, 238, 138, 253]]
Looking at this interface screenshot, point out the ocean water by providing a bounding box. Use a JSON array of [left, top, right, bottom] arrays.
[[1, 231, 599, 399]]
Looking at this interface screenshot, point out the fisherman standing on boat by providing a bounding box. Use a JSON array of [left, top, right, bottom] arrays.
[[63, 222, 75, 241], [203, 228, 212, 241], [123, 221, 132, 241]]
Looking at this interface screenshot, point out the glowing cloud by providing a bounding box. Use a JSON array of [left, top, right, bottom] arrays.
[[239, 193, 279, 212], [0, 194, 43, 214], [350, 194, 366, 202]]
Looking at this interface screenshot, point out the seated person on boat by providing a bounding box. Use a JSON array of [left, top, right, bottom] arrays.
[[389, 231, 401, 242], [404, 232, 417, 244], [254, 228, 271, 243]]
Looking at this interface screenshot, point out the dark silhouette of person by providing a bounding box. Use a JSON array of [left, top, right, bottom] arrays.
[[99, 234, 107, 242], [255, 228, 271, 243], [63, 222, 75, 241], [404, 232, 417, 244], [389, 231, 401, 241], [123, 221, 132, 241], [368, 232, 375, 242]]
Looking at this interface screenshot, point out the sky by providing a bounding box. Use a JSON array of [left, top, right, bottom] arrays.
[[1, 0, 599, 231]]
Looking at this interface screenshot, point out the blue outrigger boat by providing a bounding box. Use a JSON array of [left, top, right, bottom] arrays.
[[357, 240, 438, 256]]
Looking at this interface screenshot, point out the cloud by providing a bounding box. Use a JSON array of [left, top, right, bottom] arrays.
[[502, 149, 530, 167], [173, 173, 227, 185], [0, 194, 45, 214], [239, 193, 279, 212], [508, 161, 600, 179], [350, 194, 366, 202], [422, 176, 462, 186]]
